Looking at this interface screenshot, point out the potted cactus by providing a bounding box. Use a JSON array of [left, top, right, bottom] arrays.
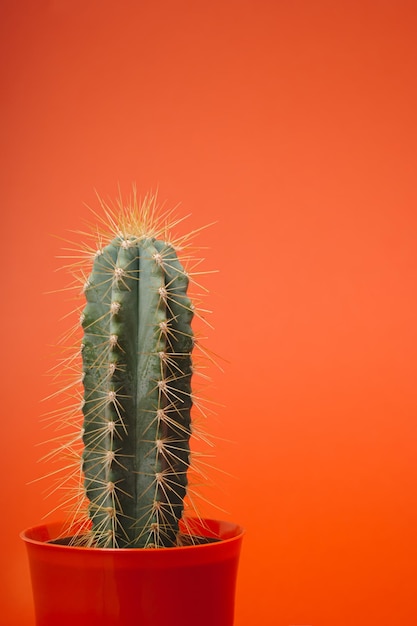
[[21, 192, 243, 626]]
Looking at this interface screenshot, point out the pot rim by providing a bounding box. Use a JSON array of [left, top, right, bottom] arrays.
[[20, 517, 245, 554]]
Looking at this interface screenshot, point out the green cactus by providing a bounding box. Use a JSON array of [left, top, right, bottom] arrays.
[[72, 196, 199, 548]]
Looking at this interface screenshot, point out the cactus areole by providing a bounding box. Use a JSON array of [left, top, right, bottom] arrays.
[[81, 229, 195, 548]]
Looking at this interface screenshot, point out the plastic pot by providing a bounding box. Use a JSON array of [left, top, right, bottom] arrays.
[[21, 517, 244, 626]]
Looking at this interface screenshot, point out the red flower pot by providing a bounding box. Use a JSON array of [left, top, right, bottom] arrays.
[[21, 518, 244, 626]]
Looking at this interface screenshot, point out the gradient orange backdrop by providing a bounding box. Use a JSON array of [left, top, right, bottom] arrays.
[[2, 1, 417, 624]]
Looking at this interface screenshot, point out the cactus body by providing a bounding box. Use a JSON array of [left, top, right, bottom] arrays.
[[81, 234, 194, 548]]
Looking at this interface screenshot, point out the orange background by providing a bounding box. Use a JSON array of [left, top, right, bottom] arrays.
[[2, 1, 417, 624]]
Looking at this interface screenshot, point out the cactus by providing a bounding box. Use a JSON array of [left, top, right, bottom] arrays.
[[46, 192, 212, 549], [81, 232, 194, 548]]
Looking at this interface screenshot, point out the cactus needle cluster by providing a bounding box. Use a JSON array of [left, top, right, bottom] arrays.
[[46, 192, 213, 549]]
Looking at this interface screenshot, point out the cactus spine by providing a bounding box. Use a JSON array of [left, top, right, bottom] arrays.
[[78, 198, 196, 548]]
